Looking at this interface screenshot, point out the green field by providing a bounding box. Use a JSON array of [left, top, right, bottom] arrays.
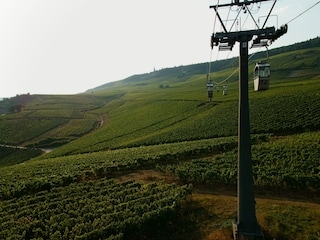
[[0, 39, 320, 239]]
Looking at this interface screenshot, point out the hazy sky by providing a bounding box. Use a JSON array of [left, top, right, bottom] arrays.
[[0, 0, 319, 98]]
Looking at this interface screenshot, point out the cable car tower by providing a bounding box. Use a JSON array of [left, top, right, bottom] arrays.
[[209, 1, 287, 239]]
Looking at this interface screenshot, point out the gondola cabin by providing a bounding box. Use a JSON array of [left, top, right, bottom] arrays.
[[207, 81, 214, 101], [223, 85, 228, 95], [253, 63, 270, 91]]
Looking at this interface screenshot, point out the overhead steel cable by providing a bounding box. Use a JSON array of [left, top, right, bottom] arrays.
[[207, 0, 220, 80], [211, 45, 264, 85], [286, 1, 320, 25]]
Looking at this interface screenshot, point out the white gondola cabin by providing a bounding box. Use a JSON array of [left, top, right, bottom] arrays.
[[223, 85, 228, 95], [253, 63, 270, 91]]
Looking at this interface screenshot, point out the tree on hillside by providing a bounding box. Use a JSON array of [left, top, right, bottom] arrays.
[[8, 104, 23, 113]]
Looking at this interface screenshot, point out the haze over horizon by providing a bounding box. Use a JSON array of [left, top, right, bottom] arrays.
[[1, 0, 319, 98]]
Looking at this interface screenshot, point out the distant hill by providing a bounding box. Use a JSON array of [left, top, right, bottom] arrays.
[[88, 37, 320, 93]]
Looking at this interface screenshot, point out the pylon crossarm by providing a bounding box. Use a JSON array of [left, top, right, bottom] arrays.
[[210, 0, 273, 9], [211, 27, 276, 50]]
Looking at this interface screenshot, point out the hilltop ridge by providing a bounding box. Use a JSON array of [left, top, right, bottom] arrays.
[[87, 36, 320, 93]]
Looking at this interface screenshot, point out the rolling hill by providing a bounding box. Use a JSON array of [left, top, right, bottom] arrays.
[[0, 37, 319, 239]]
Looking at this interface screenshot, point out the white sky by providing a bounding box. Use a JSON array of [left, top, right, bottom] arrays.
[[0, 0, 319, 98]]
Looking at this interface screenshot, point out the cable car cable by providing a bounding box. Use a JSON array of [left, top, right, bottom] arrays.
[[229, 6, 242, 32], [211, 45, 264, 86], [286, 1, 320, 25], [225, 5, 232, 29], [208, 0, 220, 81], [265, 46, 269, 61]]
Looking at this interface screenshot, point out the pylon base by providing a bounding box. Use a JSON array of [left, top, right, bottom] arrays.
[[232, 221, 264, 240]]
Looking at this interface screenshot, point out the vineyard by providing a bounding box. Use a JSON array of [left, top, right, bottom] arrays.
[[0, 136, 240, 200], [0, 94, 116, 148], [0, 131, 319, 239], [0, 146, 42, 167], [157, 132, 320, 193], [0, 41, 320, 239], [38, 77, 320, 158], [0, 178, 191, 239]]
